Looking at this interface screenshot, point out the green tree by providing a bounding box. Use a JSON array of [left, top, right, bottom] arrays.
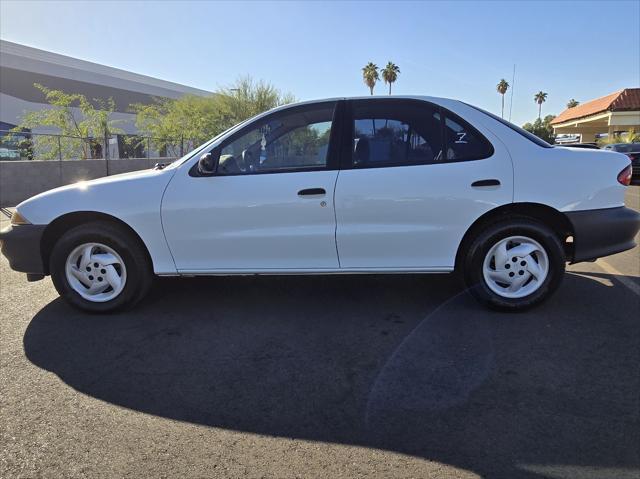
[[534, 91, 548, 120], [362, 62, 379, 95], [626, 128, 640, 143], [131, 76, 295, 155], [381, 62, 400, 95], [218, 76, 295, 124], [496, 79, 510, 118], [598, 128, 640, 146], [522, 114, 556, 144], [13, 83, 121, 160], [567, 99, 579, 109], [131, 94, 229, 156]]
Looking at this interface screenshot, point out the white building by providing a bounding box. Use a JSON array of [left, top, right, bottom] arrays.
[[0, 40, 212, 159]]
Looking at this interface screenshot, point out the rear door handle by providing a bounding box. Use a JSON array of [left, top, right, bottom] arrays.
[[298, 188, 326, 196], [471, 179, 501, 187]]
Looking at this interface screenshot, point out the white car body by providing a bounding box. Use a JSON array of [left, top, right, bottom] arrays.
[[14, 96, 630, 277], [4, 95, 639, 313]]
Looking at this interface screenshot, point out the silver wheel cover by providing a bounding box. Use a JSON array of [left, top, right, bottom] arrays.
[[482, 235, 549, 299], [65, 243, 127, 302]]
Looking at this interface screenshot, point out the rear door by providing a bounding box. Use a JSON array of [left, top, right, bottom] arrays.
[[334, 98, 513, 270]]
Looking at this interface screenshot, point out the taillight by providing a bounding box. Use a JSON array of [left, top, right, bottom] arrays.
[[617, 164, 632, 186]]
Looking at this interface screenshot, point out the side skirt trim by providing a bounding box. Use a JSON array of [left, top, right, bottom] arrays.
[[159, 267, 454, 277]]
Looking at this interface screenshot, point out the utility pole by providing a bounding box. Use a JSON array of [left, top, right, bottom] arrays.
[[509, 64, 516, 122]]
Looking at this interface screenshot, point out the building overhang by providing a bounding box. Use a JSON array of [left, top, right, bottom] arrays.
[[552, 110, 640, 134]]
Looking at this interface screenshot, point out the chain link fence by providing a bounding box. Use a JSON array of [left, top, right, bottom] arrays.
[[0, 130, 198, 162]]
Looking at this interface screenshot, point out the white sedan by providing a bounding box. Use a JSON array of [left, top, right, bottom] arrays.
[[2, 97, 638, 312]]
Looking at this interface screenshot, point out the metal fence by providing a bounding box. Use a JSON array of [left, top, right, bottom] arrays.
[[0, 130, 198, 162]]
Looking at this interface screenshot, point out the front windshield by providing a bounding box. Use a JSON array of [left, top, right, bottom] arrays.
[[163, 126, 236, 170]]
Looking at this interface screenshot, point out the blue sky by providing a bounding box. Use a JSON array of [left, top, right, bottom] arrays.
[[1, 0, 638, 126]]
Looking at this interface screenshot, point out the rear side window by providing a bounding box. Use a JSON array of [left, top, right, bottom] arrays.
[[443, 114, 494, 161], [350, 100, 443, 168], [348, 99, 494, 168]]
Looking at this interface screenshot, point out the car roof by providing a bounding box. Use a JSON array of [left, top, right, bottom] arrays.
[[239, 96, 456, 127], [271, 95, 451, 110]]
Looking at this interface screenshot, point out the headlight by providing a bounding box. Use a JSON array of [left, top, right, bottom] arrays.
[[10, 210, 31, 225]]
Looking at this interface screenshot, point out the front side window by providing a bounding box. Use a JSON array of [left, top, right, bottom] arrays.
[[351, 100, 442, 167], [217, 104, 335, 175]]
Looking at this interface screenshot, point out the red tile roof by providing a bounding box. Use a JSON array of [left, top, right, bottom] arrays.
[[551, 88, 640, 125]]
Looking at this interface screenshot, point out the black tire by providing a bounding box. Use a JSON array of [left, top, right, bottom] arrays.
[[462, 217, 565, 311], [49, 221, 153, 313]]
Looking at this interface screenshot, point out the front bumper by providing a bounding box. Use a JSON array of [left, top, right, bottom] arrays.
[[566, 206, 640, 263], [0, 224, 47, 276]]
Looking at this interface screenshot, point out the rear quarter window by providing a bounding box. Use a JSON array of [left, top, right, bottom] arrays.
[[443, 113, 494, 161], [463, 103, 553, 149]]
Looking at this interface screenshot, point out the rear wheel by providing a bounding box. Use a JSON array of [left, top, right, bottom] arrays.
[[463, 218, 565, 311], [50, 221, 152, 313]]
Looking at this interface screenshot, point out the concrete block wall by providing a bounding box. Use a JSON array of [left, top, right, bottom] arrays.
[[0, 158, 167, 207], [60, 159, 108, 185]]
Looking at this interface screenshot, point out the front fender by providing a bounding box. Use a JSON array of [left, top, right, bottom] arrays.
[[17, 168, 178, 274]]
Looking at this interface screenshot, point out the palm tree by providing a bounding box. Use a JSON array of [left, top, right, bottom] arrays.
[[496, 79, 510, 118], [381, 62, 400, 95], [362, 62, 379, 96], [567, 99, 579, 109], [534, 91, 548, 120]]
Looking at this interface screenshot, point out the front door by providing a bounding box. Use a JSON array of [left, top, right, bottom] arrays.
[[162, 101, 342, 272]]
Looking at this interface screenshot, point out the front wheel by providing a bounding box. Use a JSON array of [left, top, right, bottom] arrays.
[[50, 221, 153, 313], [462, 218, 565, 311]]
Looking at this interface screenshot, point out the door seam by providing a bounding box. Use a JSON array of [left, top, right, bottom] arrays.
[[159, 168, 180, 272], [332, 170, 342, 268]]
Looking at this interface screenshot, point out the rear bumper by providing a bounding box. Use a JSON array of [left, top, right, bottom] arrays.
[[566, 206, 640, 263], [0, 224, 47, 275]]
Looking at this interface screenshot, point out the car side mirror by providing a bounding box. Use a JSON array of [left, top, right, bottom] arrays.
[[197, 152, 216, 175]]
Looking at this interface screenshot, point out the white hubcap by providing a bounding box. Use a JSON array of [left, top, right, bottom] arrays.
[[65, 243, 127, 302], [482, 236, 549, 299]]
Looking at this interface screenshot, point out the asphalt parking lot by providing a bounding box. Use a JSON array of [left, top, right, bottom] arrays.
[[1, 187, 639, 479]]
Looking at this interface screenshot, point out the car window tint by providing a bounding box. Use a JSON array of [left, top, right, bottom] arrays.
[[443, 115, 494, 161], [218, 105, 334, 175], [351, 101, 443, 167], [463, 102, 553, 148]]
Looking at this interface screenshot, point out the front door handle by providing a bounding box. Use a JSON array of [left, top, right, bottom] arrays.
[[471, 179, 501, 187], [298, 188, 326, 196]]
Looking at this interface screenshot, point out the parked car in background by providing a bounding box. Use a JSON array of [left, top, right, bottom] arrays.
[[558, 143, 600, 149], [603, 143, 640, 181], [2, 97, 639, 313]]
